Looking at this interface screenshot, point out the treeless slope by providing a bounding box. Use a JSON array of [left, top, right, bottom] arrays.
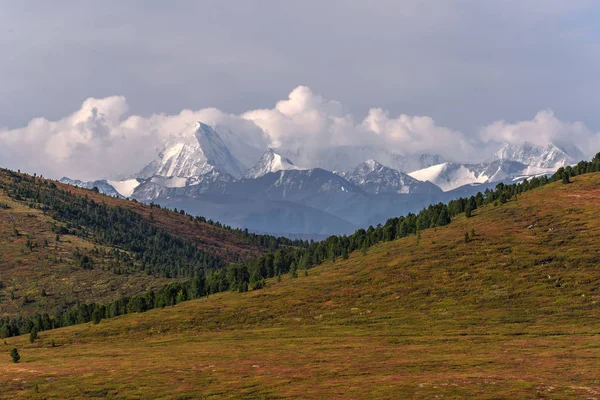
[[1, 174, 600, 399]]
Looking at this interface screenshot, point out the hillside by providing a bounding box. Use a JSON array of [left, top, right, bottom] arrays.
[[0, 169, 287, 318], [1, 173, 599, 398]]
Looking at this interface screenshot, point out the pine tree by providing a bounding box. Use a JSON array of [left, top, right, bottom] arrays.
[[465, 205, 472, 218], [436, 207, 451, 226], [290, 262, 298, 279], [29, 328, 38, 343], [562, 171, 571, 184], [10, 348, 20, 363]]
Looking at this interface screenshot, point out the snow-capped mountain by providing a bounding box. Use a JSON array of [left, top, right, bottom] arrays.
[[57, 120, 582, 237], [105, 179, 141, 197], [59, 177, 142, 198], [243, 149, 305, 179], [59, 178, 124, 197], [495, 142, 581, 170], [389, 153, 446, 174], [230, 168, 365, 201], [409, 160, 527, 192], [278, 146, 444, 173], [136, 122, 245, 180], [129, 171, 236, 201], [342, 160, 441, 195]]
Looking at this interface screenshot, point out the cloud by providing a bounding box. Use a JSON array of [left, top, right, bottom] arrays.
[[480, 110, 599, 156], [242, 86, 473, 158], [1, 86, 598, 180], [0, 97, 270, 180], [361, 108, 474, 158]]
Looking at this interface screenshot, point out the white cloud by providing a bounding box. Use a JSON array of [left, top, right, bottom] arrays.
[[480, 110, 599, 156], [1, 86, 598, 180], [361, 108, 474, 158], [242, 86, 473, 160]]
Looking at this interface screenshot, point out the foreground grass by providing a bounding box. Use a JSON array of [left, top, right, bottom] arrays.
[[1, 174, 600, 398]]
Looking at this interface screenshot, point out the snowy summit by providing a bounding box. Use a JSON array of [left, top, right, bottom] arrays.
[[137, 122, 245, 180], [244, 149, 305, 179]]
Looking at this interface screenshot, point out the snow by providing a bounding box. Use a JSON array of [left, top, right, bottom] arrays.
[[106, 179, 141, 198], [150, 176, 188, 188], [409, 163, 489, 192], [271, 153, 302, 173], [342, 159, 430, 194], [495, 142, 577, 169], [244, 149, 306, 179], [136, 122, 245, 180], [408, 163, 447, 183]]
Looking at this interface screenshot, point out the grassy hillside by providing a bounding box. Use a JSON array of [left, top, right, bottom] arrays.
[[1, 173, 599, 398], [0, 169, 284, 318]]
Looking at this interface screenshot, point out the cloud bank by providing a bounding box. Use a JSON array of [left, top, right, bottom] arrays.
[[1, 86, 598, 180]]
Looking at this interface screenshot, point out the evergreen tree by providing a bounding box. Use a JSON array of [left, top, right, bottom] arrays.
[[92, 309, 102, 324], [465, 205, 472, 218], [436, 208, 451, 226], [29, 328, 38, 343], [360, 242, 368, 256], [10, 348, 20, 363], [342, 247, 349, 260]]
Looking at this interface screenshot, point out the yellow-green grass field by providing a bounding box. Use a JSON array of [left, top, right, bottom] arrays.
[[1, 174, 600, 399]]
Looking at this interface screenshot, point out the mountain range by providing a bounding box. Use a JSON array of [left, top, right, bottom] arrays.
[[60, 122, 582, 237]]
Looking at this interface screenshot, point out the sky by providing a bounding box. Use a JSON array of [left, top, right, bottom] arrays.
[[1, 1, 600, 179]]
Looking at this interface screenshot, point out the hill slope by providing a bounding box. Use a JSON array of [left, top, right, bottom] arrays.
[[0, 168, 286, 318], [1, 173, 599, 398]]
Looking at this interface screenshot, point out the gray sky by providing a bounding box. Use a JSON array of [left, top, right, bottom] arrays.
[[1, 1, 600, 179], [1, 0, 598, 131]]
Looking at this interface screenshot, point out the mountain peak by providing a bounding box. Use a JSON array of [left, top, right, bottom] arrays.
[[136, 122, 245, 180], [345, 160, 437, 195], [363, 159, 384, 171], [495, 142, 578, 169], [244, 148, 304, 179], [192, 121, 216, 137]]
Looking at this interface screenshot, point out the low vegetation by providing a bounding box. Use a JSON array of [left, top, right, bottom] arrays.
[[1, 165, 599, 397]]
